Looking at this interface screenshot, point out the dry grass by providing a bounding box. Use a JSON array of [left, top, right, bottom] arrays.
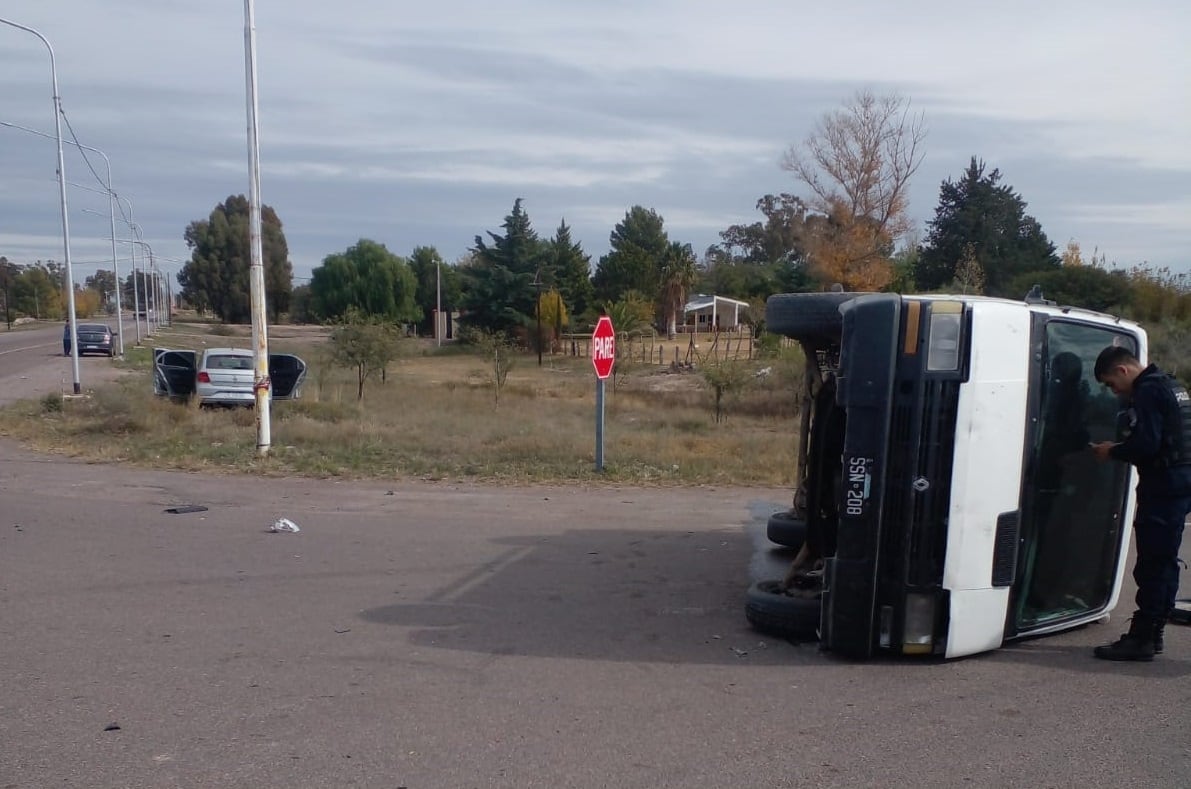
[[0, 321, 802, 486]]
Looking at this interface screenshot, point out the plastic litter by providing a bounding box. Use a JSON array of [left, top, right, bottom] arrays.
[[270, 517, 301, 533]]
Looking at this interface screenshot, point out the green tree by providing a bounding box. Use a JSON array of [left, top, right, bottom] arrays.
[[308, 239, 419, 323], [12, 262, 61, 319], [408, 245, 462, 335], [888, 241, 921, 293], [84, 269, 117, 312], [460, 199, 546, 335], [329, 308, 401, 401], [592, 206, 669, 306], [1, 257, 21, 327], [289, 283, 313, 323], [720, 194, 812, 266], [659, 241, 699, 338], [601, 292, 655, 337], [707, 193, 818, 298], [782, 91, 926, 290], [548, 220, 594, 321], [917, 158, 1059, 296], [1006, 265, 1127, 313], [698, 356, 752, 424], [122, 270, 157, 314], [178, 195, 293, 322]]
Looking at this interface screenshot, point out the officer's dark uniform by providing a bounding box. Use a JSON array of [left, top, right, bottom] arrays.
[[1108, 364, 1191, 643]]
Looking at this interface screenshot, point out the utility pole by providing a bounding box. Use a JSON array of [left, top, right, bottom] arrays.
[[243, 0, 272, 456]]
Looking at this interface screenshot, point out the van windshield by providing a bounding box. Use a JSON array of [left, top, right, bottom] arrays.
[[1013, 321, 1136, 629]]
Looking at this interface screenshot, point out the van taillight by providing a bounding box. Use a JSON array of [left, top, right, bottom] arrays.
[[197, 371, 211, 383]]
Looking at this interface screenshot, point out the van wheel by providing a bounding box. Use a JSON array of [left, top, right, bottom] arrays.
[[744, 580, 820, 639], [765, 292, 865, 340], [766, 511, 807, 549]]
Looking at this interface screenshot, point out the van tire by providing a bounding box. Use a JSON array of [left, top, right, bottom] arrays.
[[765, 292, 863, 340], [745, 580, 821, 639], [766, 511, 807, 549]]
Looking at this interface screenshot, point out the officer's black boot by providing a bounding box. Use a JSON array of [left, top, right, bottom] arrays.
[[1093, 615, 1156, 662], [1153, 620, 1165, 656]]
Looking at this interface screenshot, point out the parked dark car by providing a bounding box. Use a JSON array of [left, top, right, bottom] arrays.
[[64, 322, 116, 357]]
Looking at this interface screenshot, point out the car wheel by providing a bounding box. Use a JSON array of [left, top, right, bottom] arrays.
[[744, 579, 821, 639], [765, 292, 866, 341], [766, 510, 807, 548]]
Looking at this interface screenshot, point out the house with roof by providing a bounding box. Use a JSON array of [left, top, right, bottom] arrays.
[[682, 294, 750, 332]]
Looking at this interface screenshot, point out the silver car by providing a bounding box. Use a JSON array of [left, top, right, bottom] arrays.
[[153, 346, 306, 406]]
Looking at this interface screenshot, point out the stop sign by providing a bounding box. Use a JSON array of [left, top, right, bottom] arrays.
[[591, 315, 616, 379]]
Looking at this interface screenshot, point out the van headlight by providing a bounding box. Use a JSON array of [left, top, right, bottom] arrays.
[[926, 304, 963, 371]]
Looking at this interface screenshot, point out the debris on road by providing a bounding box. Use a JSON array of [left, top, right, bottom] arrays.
[[270, 517, 301, 533], [103, 722, 121, 732], [164, 505, 208, 514]]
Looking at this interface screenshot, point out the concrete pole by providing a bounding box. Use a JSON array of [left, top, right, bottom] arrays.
[[244, 0, 271, 456]]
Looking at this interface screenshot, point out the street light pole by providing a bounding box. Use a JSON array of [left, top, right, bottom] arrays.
[[65, 178, 141, 345], [1, 17, 81, 393], [436, 256, 442, 347], [6, 122, 126, 355], [130, 236, 155, 336]]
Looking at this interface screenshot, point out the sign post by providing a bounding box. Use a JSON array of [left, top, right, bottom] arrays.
[[591, 315, 615, 472]]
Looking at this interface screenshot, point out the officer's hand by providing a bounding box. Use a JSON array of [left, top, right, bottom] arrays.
[[1089, 441, 1115, 462]]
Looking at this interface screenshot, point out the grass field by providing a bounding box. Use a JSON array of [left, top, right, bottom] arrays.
[[0, 321, 804, 487]]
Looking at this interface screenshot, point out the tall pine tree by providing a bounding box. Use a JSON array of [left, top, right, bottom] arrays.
[[918, 158, 1059, 296], [592, 205, 669, 306], [548, 219, 593, 323], [460, 199, 546, 334]]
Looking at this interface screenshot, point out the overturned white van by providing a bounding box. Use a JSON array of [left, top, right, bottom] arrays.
[[748, 291, 1144, 659]]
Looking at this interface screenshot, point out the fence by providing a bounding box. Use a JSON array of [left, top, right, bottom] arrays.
[[560, 330, 758, 366]]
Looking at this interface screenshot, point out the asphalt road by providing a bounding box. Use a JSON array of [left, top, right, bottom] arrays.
[[1, 444, 1189, 789], [0, 319, 146, 406]]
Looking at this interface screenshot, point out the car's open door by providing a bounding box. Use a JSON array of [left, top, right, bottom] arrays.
[[269, 353, 307, 400], [153, 349, 197, 399]]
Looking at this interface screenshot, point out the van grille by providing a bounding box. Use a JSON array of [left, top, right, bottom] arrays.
[[880, 379, 961, 587]]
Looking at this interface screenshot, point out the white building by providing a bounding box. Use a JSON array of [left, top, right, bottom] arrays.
[[682, 294, 750, 331]]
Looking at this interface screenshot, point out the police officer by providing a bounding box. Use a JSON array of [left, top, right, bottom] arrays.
[[1090, 345, 1191, 661]]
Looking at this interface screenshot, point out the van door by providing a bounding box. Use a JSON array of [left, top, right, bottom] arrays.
[[153, 349, 197, 398], [1010, 320, 1137, 634], [268, 353, 307, 400]]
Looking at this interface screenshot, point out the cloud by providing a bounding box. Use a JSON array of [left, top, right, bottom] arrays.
[[1, 0, 1187, 284]]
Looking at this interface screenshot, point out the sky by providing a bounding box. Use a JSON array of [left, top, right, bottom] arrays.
[[2, 0, 1188, 290]]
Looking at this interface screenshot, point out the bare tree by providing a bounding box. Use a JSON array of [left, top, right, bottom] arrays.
[[782, 91, 926, 290]]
